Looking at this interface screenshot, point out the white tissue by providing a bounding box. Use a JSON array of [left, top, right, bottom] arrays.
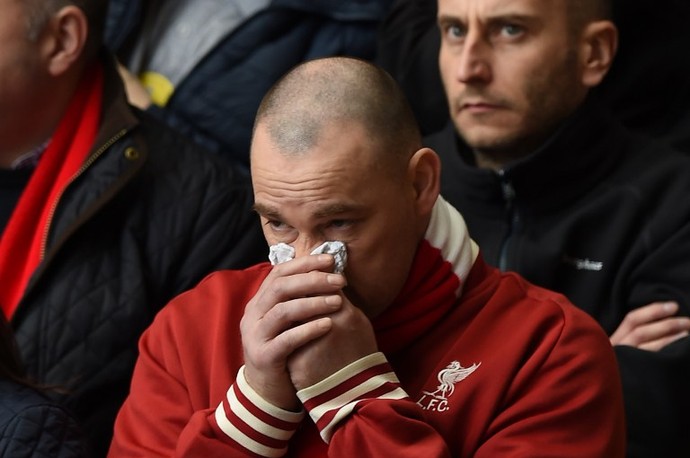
[[268, 242, 295, 266], [268, 241, 347, 273]]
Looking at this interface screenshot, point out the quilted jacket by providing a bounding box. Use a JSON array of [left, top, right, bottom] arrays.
[[105, 0, 393, 169], [0, 379, 88, 457], [9, 55, 267, 457]]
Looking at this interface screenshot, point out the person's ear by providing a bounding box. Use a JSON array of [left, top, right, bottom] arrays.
[[580, 20, 618, 87], [41, 6, 88, 76], [408, 147, 441, 218]]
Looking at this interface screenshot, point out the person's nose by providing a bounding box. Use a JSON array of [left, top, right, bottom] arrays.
[[293, 236, 323, 259], [456, 31, 492, 84]]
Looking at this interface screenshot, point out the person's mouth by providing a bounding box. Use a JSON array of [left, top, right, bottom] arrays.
[[459, 100, 503, 114]]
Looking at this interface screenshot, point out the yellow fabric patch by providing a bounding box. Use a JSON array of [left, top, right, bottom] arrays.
[[138, 71, 175, 107]]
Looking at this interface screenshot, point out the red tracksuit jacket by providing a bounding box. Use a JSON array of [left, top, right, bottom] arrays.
[[109, 199, 625, 457]]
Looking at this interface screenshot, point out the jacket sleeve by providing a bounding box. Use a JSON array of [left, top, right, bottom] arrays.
[[194, 353, 451, 458], [0, 403, 88, 458], [297, 352, 454, 457], [107, 317, 285, 457], [615, 339, 690, 458], [617, 209, 690, 457]]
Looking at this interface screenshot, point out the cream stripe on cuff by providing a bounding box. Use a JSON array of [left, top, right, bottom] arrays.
[[297, 352, 390, 401], [306, 371, 401, 420], [296, 353, 409, 443], [214, 403, 288, 457], [318, 387, 409, 442], [213, 366, 305, 457], [236, 365, 305, 424], [227, 384, 296, 441]]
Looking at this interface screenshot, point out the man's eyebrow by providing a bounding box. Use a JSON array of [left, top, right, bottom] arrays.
[[252, 203, 281, 218], [437, 12, 538, 26], [485, 13, 538, 25], [312, 203, 362, 219], [437, 14, 461, 27]]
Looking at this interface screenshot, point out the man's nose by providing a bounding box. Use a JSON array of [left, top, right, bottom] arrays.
[[293, 237, 323, 259], [456, 32, 492, 83]]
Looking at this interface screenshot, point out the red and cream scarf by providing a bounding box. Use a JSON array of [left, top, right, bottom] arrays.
[[373, 196, 479, 354], [0, 63, 103, 320]]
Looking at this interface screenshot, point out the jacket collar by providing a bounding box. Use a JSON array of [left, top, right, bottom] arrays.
[[438, 96, 628, 212], [94, 52, 140, 150]]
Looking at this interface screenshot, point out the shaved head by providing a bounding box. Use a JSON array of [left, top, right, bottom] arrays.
[[254, 56, 421, 167]]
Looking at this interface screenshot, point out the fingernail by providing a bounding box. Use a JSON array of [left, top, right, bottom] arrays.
[[327, 274, 345, 286], [663, 302, 678, 312], [316, 317, 332, 331]]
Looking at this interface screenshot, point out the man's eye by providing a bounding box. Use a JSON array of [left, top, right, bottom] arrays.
[[329, 219, 349, 228], [500, 24, 524, 37], [446, 24, 466, 39], [328, 219, 351, 229], [266, 220, 288, 231]]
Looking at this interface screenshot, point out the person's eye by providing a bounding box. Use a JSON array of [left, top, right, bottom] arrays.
[[327, 219, 352, 230], [499, 23, 524, 38], [266, 219, 290, 231], [441, 23, 466, 42]]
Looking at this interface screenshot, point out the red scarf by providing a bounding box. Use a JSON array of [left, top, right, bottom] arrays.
[[0, 63, 103, 320], [374, 197, 478, 354]]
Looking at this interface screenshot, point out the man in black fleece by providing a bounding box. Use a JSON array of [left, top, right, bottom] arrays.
[[424, 0, 690, 456]]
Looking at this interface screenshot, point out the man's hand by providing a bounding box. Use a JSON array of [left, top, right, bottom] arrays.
[[610, 301, 690, 351], [240, 254, 345, 410], [287, 293, 378, 391]]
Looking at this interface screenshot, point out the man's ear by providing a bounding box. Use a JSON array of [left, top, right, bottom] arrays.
[[41, 6, 88, 76], [580, 20, 618, 87], [408, 147, 441, 217]]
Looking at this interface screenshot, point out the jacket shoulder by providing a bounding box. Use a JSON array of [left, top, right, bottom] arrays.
[[499, 271, 613, 349]]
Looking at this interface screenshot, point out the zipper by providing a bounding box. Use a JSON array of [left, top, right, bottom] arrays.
[[497, 170, 518, 271], [40, 129, 129, 260]]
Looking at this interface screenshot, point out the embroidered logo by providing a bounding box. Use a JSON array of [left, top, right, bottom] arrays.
[[416, 360, 481, 412], [562, 255, 603, 272]]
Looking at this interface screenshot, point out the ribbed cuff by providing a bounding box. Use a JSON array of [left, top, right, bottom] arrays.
[[297, 352, 409, 442], [214, 366, 305, 457]]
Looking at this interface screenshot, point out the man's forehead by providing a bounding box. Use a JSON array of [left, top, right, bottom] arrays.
[[253, 199, 364, 219], [439, 0, 558, 16]]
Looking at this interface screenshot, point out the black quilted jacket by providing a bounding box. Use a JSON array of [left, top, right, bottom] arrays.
[[9, 55, 267, 457], [0, 379, 88, 457]]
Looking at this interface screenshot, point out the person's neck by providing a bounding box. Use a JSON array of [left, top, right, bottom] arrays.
[[471, 141, 540, 172], [470, 119, 571, 172], [0, 69, 85, 169]]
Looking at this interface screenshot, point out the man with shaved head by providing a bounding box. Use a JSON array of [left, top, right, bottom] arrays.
[[110, 56, 625, 457]]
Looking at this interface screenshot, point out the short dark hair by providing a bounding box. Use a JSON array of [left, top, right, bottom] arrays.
[[25, 0, 109, 58], [567, 0, 613, 34]]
